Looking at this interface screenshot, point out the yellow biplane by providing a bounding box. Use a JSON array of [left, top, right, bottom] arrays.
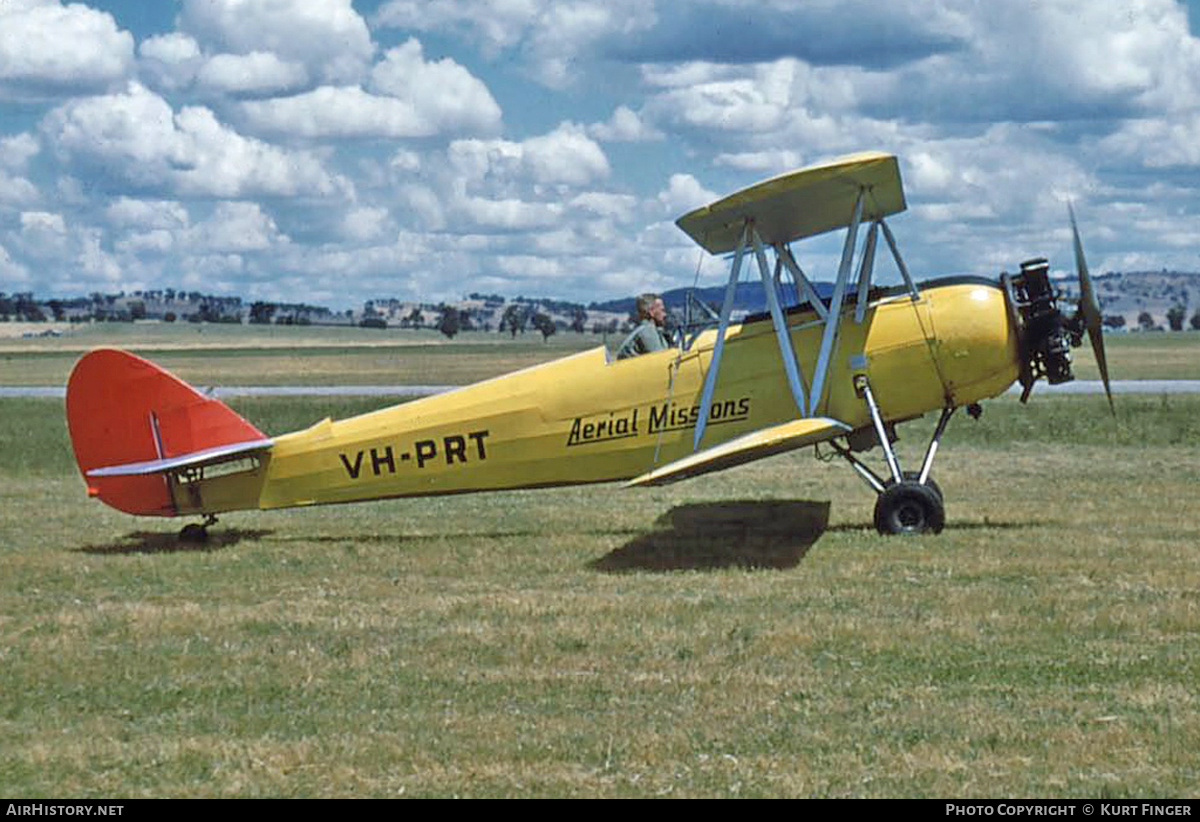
[[65, 151, 1112, 539]]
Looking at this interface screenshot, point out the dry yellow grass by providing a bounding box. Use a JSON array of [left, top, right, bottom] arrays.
[[1, 392, 1197, 797], [1, 327, 1198, 797]]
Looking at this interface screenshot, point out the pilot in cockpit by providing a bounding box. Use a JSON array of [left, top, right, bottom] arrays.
[[616, 293, 671, 359]]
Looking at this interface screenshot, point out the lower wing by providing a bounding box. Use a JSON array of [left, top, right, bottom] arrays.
[[626, 417, 850, 487]]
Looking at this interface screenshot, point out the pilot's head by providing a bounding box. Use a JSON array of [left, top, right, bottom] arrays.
[[636, 293, 666, 326]]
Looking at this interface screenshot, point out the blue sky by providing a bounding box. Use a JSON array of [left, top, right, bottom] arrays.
[[2, 0, 1199, 308]]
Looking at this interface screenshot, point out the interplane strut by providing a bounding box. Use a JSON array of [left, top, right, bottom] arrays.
[[690, 183, 924, 453]]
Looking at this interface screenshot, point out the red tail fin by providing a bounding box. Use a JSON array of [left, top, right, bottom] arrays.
[[66, 348, 266, 516]]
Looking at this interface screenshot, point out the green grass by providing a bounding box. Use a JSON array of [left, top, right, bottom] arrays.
[[1069, 330, 1200, 382], [0, 324, 608, 386], [3, 323, 1199, 385], [1, 392, 1198, 797]]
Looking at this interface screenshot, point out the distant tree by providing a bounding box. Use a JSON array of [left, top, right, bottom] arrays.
[[1102, 314, 1126, 330], [500, 304, 527, 338], [405, 307, 424, 328], [47, 299, 65, 321], [128, 301, 146, 321], [196, 302, 222, 323], [163, 312, 177, 323], [1137, 311, 1155, 331], [1191, 310, 1200, 331], [531, 312, 556, 341], [1166, 305, 1186, 331], [13, 294, 43, 322], [437, 306, 461, 339], [359, 317, 387, 329], [249, 301, 276, 324], [570, 308, 587, 334]]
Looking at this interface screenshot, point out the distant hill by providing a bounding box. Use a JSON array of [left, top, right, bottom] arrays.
[[590, 281, 835, 315], [1056, 270, 1200, 329], [592, 270, 1200, 330], [7, 270, 1197, 333]]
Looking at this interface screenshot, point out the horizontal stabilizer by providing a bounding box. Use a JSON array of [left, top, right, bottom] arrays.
[[87, 438, 273, 477], [677, 152, 905, 254], [626, 417, 851, 488]]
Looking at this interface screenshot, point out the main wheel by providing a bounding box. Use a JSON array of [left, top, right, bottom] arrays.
[[874, 481, 945, 535], [893, 470, 942, 502]]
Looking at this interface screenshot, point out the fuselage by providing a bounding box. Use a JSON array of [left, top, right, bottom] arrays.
[[176, 278, 1020, 515]]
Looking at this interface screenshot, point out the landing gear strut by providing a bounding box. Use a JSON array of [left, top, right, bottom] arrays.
[[179, 514, 218, 544], [834, 377, 954, 535]]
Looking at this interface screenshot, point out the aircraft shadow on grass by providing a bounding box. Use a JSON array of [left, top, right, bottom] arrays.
[[591, 499, 830, 573], [75, 528, 275, 555]]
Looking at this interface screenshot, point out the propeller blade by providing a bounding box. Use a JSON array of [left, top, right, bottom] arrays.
[[1068, 203, 1114, 414]]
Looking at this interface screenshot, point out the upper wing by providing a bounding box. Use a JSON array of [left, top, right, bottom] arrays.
[[676, 151, 905, 254], [625, 417, 851, 488]]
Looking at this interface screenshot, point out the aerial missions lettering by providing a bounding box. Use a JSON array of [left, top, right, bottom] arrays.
[[566, 409, 641, 447], [647, 397, 751, 434], [567, 397, 751, 447], [339, 430, 490, 479]]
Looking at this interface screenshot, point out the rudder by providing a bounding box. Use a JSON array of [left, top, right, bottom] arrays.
[[66, 348, 266, 516]]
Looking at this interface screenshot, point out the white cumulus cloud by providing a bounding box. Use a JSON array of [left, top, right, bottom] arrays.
[[0, 242, 30, 285], [42, 83, 347, 199], [196, 52, 309, 96], [105, 198, 190, 231], [184, 202, 287, 254], [238, 40, 501, 139], [0, 0, 134, 98], [137, 33, 204, 92], [450, 123, 610, 189], [657, 174, 717, 216], [588, 106, 663, 142], [178, 0, 375, 85]]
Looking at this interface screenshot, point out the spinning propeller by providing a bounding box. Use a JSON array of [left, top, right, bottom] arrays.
[[1004, 206, 1115, 413], [1068, 204, 1115, 414]]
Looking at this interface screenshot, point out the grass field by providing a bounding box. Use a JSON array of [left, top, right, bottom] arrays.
[[0, 323, 607, 387], [2, 324, 1199, 797], [2, 322, 1198, 386], [1, 364, 1198, 797]]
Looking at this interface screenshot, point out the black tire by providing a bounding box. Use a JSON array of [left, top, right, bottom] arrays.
[[893, 470, 942, 502], [874, 481, 945, 536]]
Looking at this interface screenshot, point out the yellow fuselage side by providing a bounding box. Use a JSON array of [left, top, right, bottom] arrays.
[[174, 280, 1019, 515]]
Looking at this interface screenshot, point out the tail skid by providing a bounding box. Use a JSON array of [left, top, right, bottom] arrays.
[[66, 348, 271, 516]]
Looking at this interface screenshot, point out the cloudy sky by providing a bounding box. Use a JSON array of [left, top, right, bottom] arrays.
[[1, 0, 1199, 308]]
